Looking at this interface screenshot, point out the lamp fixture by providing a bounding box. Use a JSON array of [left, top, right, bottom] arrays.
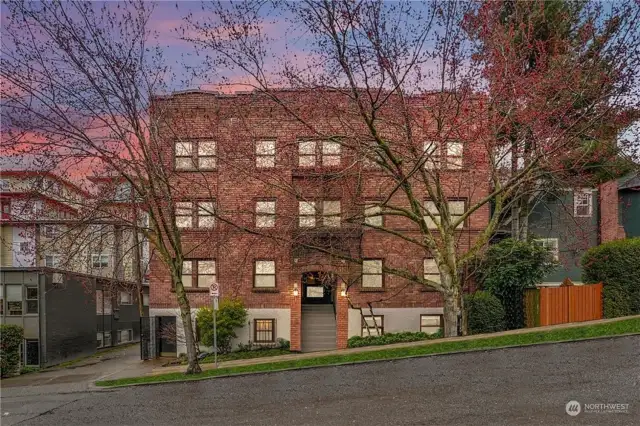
[[340, 282, 347, 297], [293, 282, 299, 297]]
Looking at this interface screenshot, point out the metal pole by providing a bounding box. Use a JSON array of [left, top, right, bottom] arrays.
[[213, 299, 218, 368]]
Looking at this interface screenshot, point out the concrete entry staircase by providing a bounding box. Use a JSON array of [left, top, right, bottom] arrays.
[[301, 304, 337, 352]]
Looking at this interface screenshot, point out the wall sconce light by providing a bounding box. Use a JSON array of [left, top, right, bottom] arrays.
[[293, 283, 299, 297], [340, 282, 347, 297]]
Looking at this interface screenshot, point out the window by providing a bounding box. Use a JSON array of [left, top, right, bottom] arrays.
[[45, 255, 61, 268], [26, 286, 38, 314], [181, 260, 216, 288], [92, 254, 109, 268], [364, 203, 383, 227], [97, 332, 104, 348], [362, 260, 383, 288], [573, 190, 593, 217], [535, 238, 559, 261], [19, 242, 29, 253], [447, 142, 463, 169], [25, 340, 39, 366], [32, 200, 43, 214], [197, 201, 215, 228], [103, 331, 112, 347], [119, 291, 132, 305], [254, 319, 275, 343], [96, 289, 113, 315], [423, 200, 465, 229], [175, 202, 193, 228], [423, 141, 439, 170], [119, 329, 133, 343], [322, 140, 341, 166], [256, 201, 276, 228], [42, 225, 59, 238], [298, 201, 316, 228], [298, 140, 316, 167], [175, 140, 216, 170], [256, 140, 276, 168], [6, 285, 22, 316], [322, 201, 341, 227], [0, 179, 8, 191], [420, 315, 443, 334], [362, 315, 384, 336], [423, 259, 440, 284], [143, 293, 149, 306], [423, 141, 463, 169], [175, 201, 215, 228], [254, 260, 276, 288]]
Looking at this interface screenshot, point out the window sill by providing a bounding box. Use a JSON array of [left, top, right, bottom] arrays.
[[360, 288, 385, 292], [251, 288, 280, 293]]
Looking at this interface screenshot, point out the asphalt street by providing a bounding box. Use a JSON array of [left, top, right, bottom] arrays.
[[2, 335, 638, 426]]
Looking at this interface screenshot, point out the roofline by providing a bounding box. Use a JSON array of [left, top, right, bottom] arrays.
[[0, 170, 90, 197]]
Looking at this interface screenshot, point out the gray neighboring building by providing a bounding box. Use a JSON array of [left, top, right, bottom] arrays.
[[0, 267, 148, 368]]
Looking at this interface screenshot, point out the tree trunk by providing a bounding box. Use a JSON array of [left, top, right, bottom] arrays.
[[173, 276, 201, 374], [441, 271, 461, 337]]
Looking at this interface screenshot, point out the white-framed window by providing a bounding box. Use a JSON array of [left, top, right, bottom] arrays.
[[96, 289, 113, 315], [254, 260, 276, 288], [322, 140, 341, 166], [91, 254, 109, 268], [298, 140, 316, 167], [298, 201, 316, 228], [447, 141, 463, 169], [181, 259, 216, 288], [420, 315, 443, 334], [322, 201, 341, 227], [19, 242, 30, 253], [535, 238, 559, 261], [119, 291, 132, 305], [364, 203, 383, 227], [142, 293, 149, 306], [25, 286, 38, 314], [423, 200, 465, 229], [362, 315, 384, 336], [32, 200, 43, 214], [45, 254, 61, 268], [256, 201, 276, 228], [573, 189, 593, 217], [423, 259, 440, 284], [119, 329, 133, 343], [362, 259, 383, 288], [423, 141, 439, 170], [197, 201, 215, 228], [175, 140, 216, 170], [256, 140, 276, 168], [175, 201, 193, 228], [6, 285, 22, 316], [42, 225, 59, 238]]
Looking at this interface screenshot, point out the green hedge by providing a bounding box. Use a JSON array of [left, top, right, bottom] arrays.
[[347, 331, 442, 348], [196, 298, 248, 354], [582, 237, 640, 318], [1, 324, 24, 377], [465, 291, 506, 335]]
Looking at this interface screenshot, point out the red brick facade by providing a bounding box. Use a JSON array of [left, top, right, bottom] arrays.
[[148, 90, 490, 351]]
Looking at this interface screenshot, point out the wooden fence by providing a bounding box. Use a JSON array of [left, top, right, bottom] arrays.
[[524, 282, 603, 327]]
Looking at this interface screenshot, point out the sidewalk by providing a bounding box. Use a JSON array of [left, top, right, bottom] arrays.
[[148, 315, 640, 376]]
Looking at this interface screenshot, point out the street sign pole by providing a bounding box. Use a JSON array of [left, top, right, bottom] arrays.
[[210, 282, 220, 368]]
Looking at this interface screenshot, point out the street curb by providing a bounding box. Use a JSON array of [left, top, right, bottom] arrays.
[[94, 331, 640, 389]]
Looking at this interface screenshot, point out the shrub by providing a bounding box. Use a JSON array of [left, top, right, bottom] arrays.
[[464, 291, 506, 335], [582, 237, 640, 318], [196, 298, 248, 354], [478, 238, 556, 329], [1, 324, 24, 377], [347, 330, 441, 348]]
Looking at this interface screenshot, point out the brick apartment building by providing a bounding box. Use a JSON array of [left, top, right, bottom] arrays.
[[149, 89, 491, 355]]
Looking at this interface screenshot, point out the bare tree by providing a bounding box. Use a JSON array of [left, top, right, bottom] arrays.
[[180, 0, 640, 336]]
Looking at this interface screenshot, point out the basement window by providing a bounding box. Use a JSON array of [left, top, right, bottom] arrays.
[[254, 319, 275, 343]]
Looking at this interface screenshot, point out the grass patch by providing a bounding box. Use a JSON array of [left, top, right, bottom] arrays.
[[96, 317, 640, 387]]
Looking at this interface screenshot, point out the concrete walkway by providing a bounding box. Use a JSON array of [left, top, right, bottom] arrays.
[[148, 315, 640, 376]]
